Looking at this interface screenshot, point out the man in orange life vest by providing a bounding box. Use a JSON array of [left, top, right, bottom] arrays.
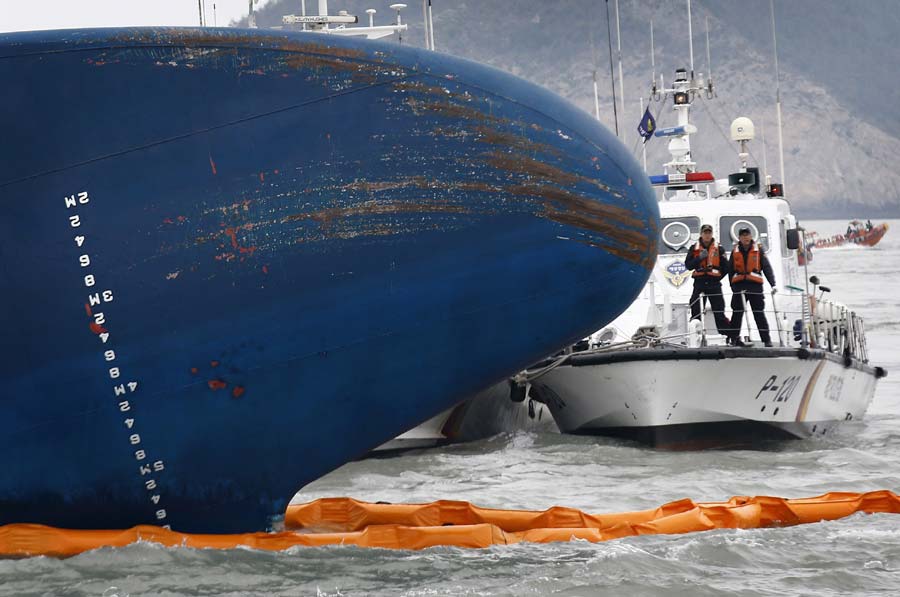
[[684, 223, 731, 337], [729, 227, 777, 347]]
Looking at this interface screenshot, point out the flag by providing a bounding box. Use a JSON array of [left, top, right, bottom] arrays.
[[637, 106, 656, 143]]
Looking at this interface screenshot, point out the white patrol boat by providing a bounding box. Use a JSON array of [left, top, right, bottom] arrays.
[[518, 65, 887, 448]]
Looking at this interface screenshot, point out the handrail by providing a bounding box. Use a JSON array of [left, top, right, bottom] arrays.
[[686, 290, 868, 361]]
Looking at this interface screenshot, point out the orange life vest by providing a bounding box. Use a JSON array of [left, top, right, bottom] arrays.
[[690, 241, 722, 278], [731, 243, 764, 284]]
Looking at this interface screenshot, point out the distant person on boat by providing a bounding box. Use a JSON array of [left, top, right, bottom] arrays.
[[866, 219, 873, 231], [685, 224, 731, 337], [728, 227, 776, 347]]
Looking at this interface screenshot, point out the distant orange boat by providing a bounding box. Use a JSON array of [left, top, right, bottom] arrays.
[[810, 220, 889, 248]]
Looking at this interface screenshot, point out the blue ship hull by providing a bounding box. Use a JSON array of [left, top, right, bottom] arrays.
[[0, 28, 658, 532]]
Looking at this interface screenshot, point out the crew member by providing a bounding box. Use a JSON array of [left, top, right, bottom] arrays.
[[684, 224, 731, 337], [729, 227, 776, 347]]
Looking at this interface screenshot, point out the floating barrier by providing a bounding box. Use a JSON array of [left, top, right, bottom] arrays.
[[1, 490, 897, 558]]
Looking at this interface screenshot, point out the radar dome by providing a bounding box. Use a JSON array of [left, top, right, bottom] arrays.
[[730, 117, 755, 142]]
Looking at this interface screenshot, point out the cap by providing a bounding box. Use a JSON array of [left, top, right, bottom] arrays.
[[738, 227, 752, 236], [700, 224, 713, 232]]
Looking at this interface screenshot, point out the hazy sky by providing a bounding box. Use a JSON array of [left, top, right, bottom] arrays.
[[2, 0, 275, 32]]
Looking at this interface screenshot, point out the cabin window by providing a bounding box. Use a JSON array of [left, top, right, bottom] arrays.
[[719, 216, 769, 252], [659, 217, 700, 255]]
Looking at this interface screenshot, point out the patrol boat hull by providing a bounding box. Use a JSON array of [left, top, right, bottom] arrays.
[[0, 28, 657, 532], [532, 347, 884, 448]]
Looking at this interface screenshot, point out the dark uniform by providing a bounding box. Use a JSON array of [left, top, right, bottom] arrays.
[[684, 237, 731, 336], [729, 240, 776, 345]]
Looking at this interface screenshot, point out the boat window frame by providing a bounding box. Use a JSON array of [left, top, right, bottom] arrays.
[[779, 218, 790, 257], [719, 215, 769, 252], [658, 216, 701, 256]]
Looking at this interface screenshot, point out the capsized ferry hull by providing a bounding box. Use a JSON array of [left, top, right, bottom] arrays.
[[533, 347, 882, 448], [0, 28, 657, 532]]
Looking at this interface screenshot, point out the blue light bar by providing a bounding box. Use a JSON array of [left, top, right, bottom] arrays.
[[654, 124, 698, 137], [655, 126, 687, 137]]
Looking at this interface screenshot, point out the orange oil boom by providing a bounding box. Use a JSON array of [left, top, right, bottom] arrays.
[[2, 490, 897, 557]]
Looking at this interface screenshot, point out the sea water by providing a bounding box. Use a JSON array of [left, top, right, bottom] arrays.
[[2, 220, 898, 596]]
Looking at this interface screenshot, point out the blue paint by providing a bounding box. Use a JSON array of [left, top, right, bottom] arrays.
[[0, 28, 659, 532]]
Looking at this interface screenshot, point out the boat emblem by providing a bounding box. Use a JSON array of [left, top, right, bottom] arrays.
[[663, 261, 691, 288]]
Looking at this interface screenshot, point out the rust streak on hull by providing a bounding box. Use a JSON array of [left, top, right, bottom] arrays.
[[575, 238, 655, 270], [282, 200, 472, 226], [485, 151, 614, 194], [474, 126, 562, 158], [505, 183, 645, 230]]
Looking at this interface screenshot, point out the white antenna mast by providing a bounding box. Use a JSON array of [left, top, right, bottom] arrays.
[[705, 17, 712, 87], [589, 9, 601, 121], [391, 4, 407, 44], [604, 0, 619, 136], [687, 0, 694, 76], [426, 0, 435, 50], [770, 0, 786, 188], [650, 20, 656, 91], [422, 1, 430, 48], [614, 0, 627, 145]]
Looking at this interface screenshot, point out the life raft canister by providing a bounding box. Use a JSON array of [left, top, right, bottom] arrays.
[[731, 243, 764, 283], [691, 241, 722, 278]]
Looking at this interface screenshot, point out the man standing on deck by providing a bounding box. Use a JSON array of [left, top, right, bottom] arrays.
[[685, 224, 731, 338], [729, 227, 776, 347]]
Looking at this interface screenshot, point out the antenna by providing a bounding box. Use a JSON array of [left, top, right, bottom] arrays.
[[422, 1, 429, 47], [427, 0, 435, 50], [589, 4, 601, 121], [605, 0, 619, 136], [770, 0, 786, 188], [213, 2, 217, 26], [301, 1, 307, 31], [687, 0, 695, 77], [366, 8, 376, 27], [198, 0, 204, 26], [614, 0, 627, 145], [704, 17, 712, 80], [390, 4, 407, 43], [650, 20, 656, 95]]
